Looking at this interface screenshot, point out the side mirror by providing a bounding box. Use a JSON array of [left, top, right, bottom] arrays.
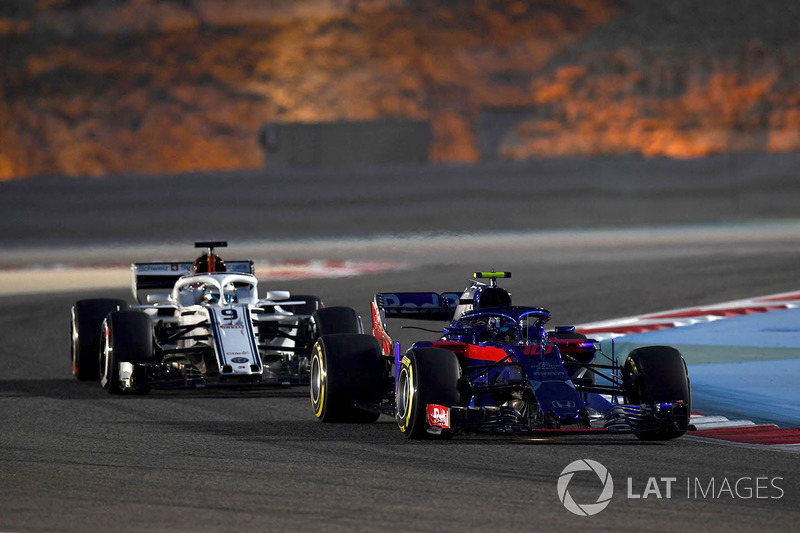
[[264, 290, 290, 301], [146, 293, 171, 304]]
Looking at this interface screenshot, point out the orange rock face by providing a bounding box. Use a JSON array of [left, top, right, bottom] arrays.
[[0, 0, 798, 179]]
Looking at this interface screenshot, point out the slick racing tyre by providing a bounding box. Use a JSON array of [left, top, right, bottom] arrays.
[[312, 307, 363, 336], [396, 348, 461, 439], [623, 345, 691, 441], [310, 334, 383, 423], [100, 311, 155, 395], [71, 299, 128, 381]]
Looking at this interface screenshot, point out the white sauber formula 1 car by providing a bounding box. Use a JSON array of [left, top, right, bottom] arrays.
[[70, 242, 363, 394]]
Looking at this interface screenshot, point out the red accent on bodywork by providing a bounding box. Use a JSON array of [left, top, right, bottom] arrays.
[[532, 428, 610, 434], [431, 341, 508, 362], [431, 340, 467, 353], [522, 345, 556, 357], [371, 301, 392, 356], [550, 337, 595, 357], [467, 345, 508, 362], [427, 404, 450, 429]]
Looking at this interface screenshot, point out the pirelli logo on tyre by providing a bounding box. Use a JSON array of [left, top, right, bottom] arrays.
[[396, 356, 414, 434], [311, 341, 326, 419]]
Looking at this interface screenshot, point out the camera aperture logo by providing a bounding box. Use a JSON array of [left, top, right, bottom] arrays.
[[557, 459, 614, 516]]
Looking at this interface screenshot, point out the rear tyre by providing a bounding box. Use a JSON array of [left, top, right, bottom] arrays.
[[71, 299, 128, 381], [396, 348, 461, 439], [623, 345, 691, 441], [100, 311, 155, 395], [312, 307, 362, 336], [310, 334, 383, 423]]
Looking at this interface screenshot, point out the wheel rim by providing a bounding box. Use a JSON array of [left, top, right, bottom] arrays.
[[70, 318, 78, 375], [100, 322, 111, 389], [310, 346, 326, 418], [396, 366, 410, 421], [310, 354, 322, 405]]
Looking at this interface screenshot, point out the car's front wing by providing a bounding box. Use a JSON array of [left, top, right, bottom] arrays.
[[423, 402, 689, 437]]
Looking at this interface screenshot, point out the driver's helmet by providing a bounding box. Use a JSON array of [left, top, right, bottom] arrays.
[[191, 253, 227, 274], [202, 286, 220, 304], [483, 316, 517, 343], [202, 283, 236, 305], [222, 283, 236, 304], [520, 316, 547, 345]]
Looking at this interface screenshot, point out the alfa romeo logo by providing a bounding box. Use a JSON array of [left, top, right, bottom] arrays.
[[557, 459, 614, 516]]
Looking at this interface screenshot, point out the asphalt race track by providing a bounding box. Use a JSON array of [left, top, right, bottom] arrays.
[[2, 157, 800, 531]]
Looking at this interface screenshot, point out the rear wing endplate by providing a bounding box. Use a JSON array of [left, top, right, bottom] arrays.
[[371, 292, 461, 357]]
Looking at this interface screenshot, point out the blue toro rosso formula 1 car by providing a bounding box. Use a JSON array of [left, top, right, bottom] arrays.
[[310, 272, 691, 440]]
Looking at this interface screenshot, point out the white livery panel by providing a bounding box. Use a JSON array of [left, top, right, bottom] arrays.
[[208, 305, 262, 375]]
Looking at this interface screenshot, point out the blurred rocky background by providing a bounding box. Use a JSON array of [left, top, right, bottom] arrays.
[[1, 0, 798, 179]]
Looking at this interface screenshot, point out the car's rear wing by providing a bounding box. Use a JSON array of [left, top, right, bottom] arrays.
[[371, 292, 461, 357], [375, 292, 461, 320], [130, 261, 255, 303]]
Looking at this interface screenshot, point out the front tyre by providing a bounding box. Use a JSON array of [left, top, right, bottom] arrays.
[[396, 348, 461, 439], [100, 311, 154, 395], [623, 345, 691, 441], [310, 334, 383, 423]]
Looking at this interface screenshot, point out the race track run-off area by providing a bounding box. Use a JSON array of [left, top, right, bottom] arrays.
[[578, 291, 800, 447]]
